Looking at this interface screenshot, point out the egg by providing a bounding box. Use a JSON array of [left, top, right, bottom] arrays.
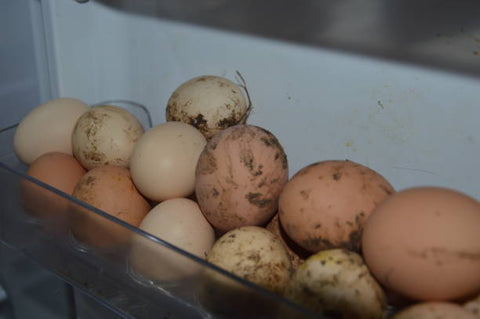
[[195, 124, 288, 234], [166, 75, 250, 139], [278, 159, 394, 253], [71, 105, 144, 170], [130, 121, 206, 202], [265, 213, 310, 270], [14, 97, 89, 164], [206, 226, 292, 294], [362, 186, 480, 301], [391, 302, 478, 319], [128, 198, 215, 282], [71, 165, 151, 250], [284, 249, 387, 319], [21, 152, 86, 220]]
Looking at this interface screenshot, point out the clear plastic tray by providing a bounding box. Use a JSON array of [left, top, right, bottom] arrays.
[[0, 101, 320, 319]]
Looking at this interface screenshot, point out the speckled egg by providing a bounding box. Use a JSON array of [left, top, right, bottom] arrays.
[[71, 105, 144, 170], [278, 159, 394, 253], [195, 124, 288, 234]]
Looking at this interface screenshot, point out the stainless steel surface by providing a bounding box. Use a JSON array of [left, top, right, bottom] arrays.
[[94, 0, 480, 78]]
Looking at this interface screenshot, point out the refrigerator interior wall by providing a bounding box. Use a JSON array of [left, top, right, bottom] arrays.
[[45, 0, 480, 198]]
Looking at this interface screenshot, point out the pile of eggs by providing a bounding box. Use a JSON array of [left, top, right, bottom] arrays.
[[13, 75, 480, 319]]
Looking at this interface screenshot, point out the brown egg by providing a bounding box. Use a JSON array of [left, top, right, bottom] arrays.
[[362, 186, 480, 301], [71, 165, 151, 251], [21, 152, 86, 220], [265, 213, 310, 270], [391, 302, 478, 319], [195, 124, 288, 234], [278, 159, 394, 253]]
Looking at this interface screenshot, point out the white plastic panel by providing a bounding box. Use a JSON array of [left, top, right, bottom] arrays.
[[43, 1, 480, 199]]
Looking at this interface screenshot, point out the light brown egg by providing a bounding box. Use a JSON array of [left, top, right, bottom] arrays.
[[391, 302, 478, 319], [278, 159, 394, 253], [71, 165, 151, 251], [195, 124, 288, 234], [21, 152, 86, 220], [362, 186, 480, 301]]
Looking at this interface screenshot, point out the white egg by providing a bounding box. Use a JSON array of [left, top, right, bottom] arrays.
[[130, 121, 206, 202]]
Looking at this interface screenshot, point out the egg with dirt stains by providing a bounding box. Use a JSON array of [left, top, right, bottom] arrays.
[[71, 105, 144, 170], [284, 249, 387, 319], [195, 124, 288, 234], [278, 159, 394, 253], [166, 75, 250, 139], [362, 186, 480, 301], [206, 226, 292, 295]]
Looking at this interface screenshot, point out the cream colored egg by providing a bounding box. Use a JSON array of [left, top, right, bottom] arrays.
[[129, 198, 215, 282], [166, 75, 250, 139], [71, 105, 144, 170], [130, 121, 206, 202], [14, 97, 89, 164]]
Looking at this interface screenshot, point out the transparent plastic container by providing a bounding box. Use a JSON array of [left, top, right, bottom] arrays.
[[0, 101, 320, 319]]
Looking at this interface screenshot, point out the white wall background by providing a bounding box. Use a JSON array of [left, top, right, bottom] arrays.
[[15, 0, 480, 199]]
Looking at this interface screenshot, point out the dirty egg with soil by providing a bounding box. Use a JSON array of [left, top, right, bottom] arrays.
[[278, 159, 394, 253], [195, 124, 288, 234], [206, 226, 292, 295], [284, 248, 387, 319], [71, 105, 144, 170], [166, 75, 250, 139]]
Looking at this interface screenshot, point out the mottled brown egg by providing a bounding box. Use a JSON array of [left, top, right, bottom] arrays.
[[195, 124, 288, 234], [391, 302, 478, 319], [71, 165, 151, 250], [21, 152, 86, 220], [278, 159, 394, 253], [362, 186, 480, 302], [265, 213, 310, 270]]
